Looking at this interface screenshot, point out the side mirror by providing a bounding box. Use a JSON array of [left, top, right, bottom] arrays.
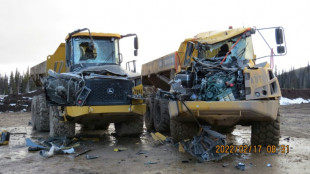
[[134, 49, 138, 56], [134, 37, 139, 50], [275, 28, 284, 45], [277, 46, 285, 54]]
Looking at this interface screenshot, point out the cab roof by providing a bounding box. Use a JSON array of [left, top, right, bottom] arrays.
[[188, 27, 252, 44], [65, 32, 121, 40]]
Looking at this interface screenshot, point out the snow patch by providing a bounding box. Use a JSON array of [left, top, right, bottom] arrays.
[[9, 103, 16, 106], [280, 97, 310, 105]]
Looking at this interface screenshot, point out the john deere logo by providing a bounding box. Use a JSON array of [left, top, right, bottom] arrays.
[[107, 88, 114, 94]]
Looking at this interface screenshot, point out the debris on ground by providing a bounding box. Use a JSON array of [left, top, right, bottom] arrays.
[[26, 138, 46, 150], [267, 163, 272, 167], [151, 132, 168, 144], [114, 148, 127, 152], [85, 154, 98, 160], [63, 148, 75, 154], [0, 130, 10, 145], [40, 145, 56, 158], [235, 162, 246, 171], [75, 149, 92, 158], [222, 163, 229, 167], [26, 137, 83, 158], [178, 142, 186, 153], [284, 137, 290, 141], [136, 150, 148, 155], [144, 161, 158, 165], [179, 126, 228, 162]]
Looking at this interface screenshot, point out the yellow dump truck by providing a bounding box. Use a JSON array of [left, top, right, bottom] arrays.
[[142, 27, 286, 145], [30, 28, 145, 137]]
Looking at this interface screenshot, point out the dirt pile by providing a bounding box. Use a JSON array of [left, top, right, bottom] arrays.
[[0, 90, 42, 112], [281, 88, 310, 99]]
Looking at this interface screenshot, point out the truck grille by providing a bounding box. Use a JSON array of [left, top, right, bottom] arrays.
[[85, 78, 132, 105]]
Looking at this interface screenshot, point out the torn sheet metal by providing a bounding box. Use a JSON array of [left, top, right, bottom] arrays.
[[26, 138, 46, 149], [40, 145, 55, 158], [84, 73, 128, 80], [180, 126, 228, 162], [80, 65, 139, 78]]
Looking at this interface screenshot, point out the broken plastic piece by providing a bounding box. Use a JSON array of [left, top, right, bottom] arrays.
[[114, 148, 127, 152]]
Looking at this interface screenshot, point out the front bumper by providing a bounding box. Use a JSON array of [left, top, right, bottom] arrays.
[[168, 100, 279, 126], [65, 104, 145, 117]]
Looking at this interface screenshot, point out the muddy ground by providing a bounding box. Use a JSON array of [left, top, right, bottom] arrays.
[[0, 104, 310, 174]]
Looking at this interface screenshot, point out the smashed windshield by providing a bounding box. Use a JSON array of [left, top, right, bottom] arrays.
[[72, 37, 119, 65], [199, 36, 254, 62]]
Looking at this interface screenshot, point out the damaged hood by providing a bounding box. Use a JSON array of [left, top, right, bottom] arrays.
[[79, 65, 140, 78]]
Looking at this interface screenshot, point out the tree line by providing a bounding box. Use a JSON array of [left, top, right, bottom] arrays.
[[0, 68, 37, 95], [276, 63, 310, 89], [0, 63, 309, 95]]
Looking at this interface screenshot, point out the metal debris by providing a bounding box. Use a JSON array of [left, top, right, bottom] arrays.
[[75, 149, 92, 158], [63, 148, 75, 154], [235, 162, 245, 171], [85, 154, 98, 160], [180, 126, 228, 162], [144, 161, 158, 165], [136, 150, 148, 155], [151, 132, 168, 144], [26, 138, 46, 149], [222, 163, 229, 167], [40, 145, 56, 158]]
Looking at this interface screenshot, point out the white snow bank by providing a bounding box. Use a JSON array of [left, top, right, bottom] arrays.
[[280, 97, 310, 105]]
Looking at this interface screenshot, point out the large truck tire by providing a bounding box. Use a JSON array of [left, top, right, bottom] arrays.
[[49, 106, 75, 138], [114, 116, 143, 137], [153, 99, 170, 132], [212, 125, 236, 134], [31, 94, 49, 132], [251, 113, 280, 146], [144, 99, 154, 132], [82, 123, 110, 130], [170, 117, 199, 142]]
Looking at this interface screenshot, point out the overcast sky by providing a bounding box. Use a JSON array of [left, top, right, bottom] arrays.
[[0, 0, 309, 75]]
